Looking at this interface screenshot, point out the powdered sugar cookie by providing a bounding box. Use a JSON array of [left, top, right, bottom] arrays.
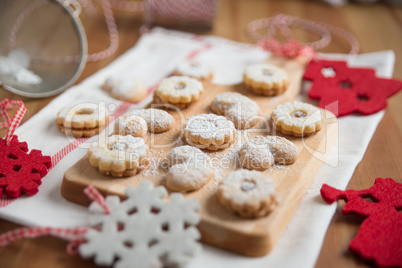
[[174, 60, 213, 81], [239, 135, 298, 170], [87, 135, 149, 177], [114, 114, 147, 138], [57, 103, 109, 138], [154, 76, 203, 109], [166, 146, 213, 192], [166, 161, 214, 192], [124, 108, 174, 133], [184, 113, 236, 151], [211, 92, 261, 129], [243, 63, 289, 96], [167, 145, 210, 167], [103, 77, 147, 103], [271, 101, 323, 137], [217, 169, 277, 218]]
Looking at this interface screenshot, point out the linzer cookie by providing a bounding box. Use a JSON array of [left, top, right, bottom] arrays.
[[217, 169, 278, 218], [154, 76, 203, 109], [102, 76, 148, 103], [239, 135, 298, 170], [211, 92, 261, 129], [271, 101, 323, 137], [174, 60, 213, 81], [57, 103, 109, 138], [87, 135, 149, 177], [184, 113, 236, 151], [243, 63, 289, 96]]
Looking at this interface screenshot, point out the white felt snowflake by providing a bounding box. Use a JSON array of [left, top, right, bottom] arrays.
[[79, 181, 202, 268]]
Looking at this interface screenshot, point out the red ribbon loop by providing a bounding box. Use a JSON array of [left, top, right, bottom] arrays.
[[258, 38, 317, 61], [248, 14, 360, 61], [0, 98, 26, 144]]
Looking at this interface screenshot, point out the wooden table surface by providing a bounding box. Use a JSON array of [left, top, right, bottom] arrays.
[[0, 0, 401, 267]]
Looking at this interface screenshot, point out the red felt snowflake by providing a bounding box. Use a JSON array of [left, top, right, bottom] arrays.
[[0, 136, 51, 198], [321, 178, 402, 267], [304, 60, 402, 117]]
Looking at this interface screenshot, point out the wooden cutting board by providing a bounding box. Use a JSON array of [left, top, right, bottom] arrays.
[[61, 57, 338, 257]]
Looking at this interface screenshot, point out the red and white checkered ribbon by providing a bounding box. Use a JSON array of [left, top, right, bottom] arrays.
[[83, 185, 110, 214], [0, 98, 26, 145], [0, 226, 89, 254], [247, 14, 360, 61], [0, 185, 109, 254]]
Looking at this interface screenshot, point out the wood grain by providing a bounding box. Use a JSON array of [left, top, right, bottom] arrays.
[[0, 0, 401, 267]]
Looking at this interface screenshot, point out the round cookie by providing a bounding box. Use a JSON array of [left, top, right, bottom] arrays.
[[124, 108, 174, 133], [154, 76, 203, 109], [87, 135, 149, 177], [166, 162, 214, 192], [217, 169, 277, 218], [57, 103, 109, 138], [166, 145, 213, 192], [103, 76, 148, 103], [167, 145, 210, 167], [239, 135, 298, 170], [114, 114, 147, 138], [271, 101, 323, 137], [243, 63, 289, 96], [211, 92, 261, 129], [184, 113, 236, 151], [174, 60, 213, 81]]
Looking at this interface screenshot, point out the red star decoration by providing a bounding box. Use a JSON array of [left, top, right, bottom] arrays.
[[0, 136, 51, 198], [321, 178, 402, 267], [303, 60, 402, 117]]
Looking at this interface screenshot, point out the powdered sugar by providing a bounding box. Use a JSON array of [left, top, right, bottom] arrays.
[[239, 135, 298, 170], [114, 114, 147, 137], [217, 169, 277, 218], [165, 146, 214, 192], [0, 49, 42, 85], [88, 135, 148, 173], [125, 108, 174, 133], [211, 92, 261, 130], [141, 149, 166, 177], [166, 161, 214, 192], [220, 169, 275, 202], [184, 113, 236, 141], [168, 145, 210, 167]]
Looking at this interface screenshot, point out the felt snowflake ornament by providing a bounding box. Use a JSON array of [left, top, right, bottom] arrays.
[[304, 60, 402, 117], [0, 99, 51, 198], [79, 180, 202, 268], [0, 136, 51, 198], [321, 178, 402, 267]]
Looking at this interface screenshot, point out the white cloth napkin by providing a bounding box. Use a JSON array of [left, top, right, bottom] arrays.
[[0, 28, 395, 267]]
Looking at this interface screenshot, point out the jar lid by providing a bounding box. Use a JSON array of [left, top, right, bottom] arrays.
[[0, 0, 87, 97]]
